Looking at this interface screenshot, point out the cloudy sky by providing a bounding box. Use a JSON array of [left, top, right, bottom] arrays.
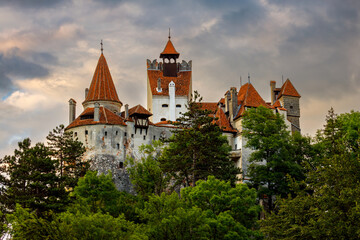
[[1, 0, 360, 157]]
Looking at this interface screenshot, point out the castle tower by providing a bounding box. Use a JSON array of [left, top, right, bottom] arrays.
[[274, 79, 301, 132], [160, 33, 179, 77], [146, 33, 192, 123], [82, 52, 123, 113]]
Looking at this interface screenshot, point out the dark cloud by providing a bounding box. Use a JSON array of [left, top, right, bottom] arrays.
[[0, 48, 51, 93], [0, 0, 67, 8]]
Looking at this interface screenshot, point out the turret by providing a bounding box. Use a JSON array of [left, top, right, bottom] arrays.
[[159, 30, 179, 77], [68, 98, 76, 124]]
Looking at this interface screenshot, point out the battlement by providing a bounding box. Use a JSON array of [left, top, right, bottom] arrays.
[[147, 59, 192, 72]]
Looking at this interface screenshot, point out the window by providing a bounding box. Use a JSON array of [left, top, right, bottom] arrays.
[[115, 131, 118, 135], [290, 106, 293, 109], [162, 104, 168, 107], [119, 162, 124, 169], [161, 118, 166, 121], [143, 135, 146, 140], [153, 136, 156, 140], [85, 130, 88, 135], [176, 104, 181, 108], [131, 134, 134, 138], [124, 132, 127, 137], [74, 132, 77, 137], [104, 131, 107, 138], [80, 114, 94, 120], [235, 144, 237, 150]]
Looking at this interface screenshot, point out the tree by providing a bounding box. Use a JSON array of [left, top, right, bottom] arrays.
[[181, 176, 262, 240], [126, 141, 171, 199], [46, 124, 88, 189], [261, 110, 360, 239], [0, 125, 88, 217], [160, 91, 239, 187], [242, 106, 306, 211], [0, 139, 67, 216], [72, 171, 120, 216]]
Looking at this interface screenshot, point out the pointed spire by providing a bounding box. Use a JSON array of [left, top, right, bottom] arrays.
[[278, 79, 301, 98], [83, 53, 121, 104], [160, 31, 179, 58]]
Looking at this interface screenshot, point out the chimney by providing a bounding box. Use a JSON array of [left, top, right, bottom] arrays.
[[270, 81, 276, 105], [125, 104, 129, 119], [229, 87, 237, 121], [85, 88, 89, 99], [157, 78, 162, 92], [68, 98, 76, 124], [94, 102, 100, 122], [225, 91, 230, 113]]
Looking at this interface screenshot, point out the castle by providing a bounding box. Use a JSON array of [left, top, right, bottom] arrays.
[[65, 35, 301, 190]]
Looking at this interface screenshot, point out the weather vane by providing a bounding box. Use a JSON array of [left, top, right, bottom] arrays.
[[168, 28, 171, 39], [101, 39, 103, 54]]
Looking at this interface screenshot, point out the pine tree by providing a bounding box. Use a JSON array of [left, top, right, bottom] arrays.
[[160, 91, 239, 187]]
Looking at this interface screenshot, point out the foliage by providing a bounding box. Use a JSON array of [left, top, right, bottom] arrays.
[[0, 139, 67, 216], [181, 176, 263, 240], [72, 170, 120, 216], [0, 125, 87, 217], [138, 177, 262, 240], [7, 204, 147, 240], [242, 106, 306, 210], [160, 91, 240, 187], [261, 109, 360, 239], [46, 124, 89, 189], [126, 141, 171, 199]]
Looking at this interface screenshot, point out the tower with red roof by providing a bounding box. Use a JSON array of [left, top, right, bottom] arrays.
[[147, 33, 192, 123]]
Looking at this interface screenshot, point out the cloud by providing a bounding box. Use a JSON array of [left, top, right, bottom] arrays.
[[0, 0, 68, 9]]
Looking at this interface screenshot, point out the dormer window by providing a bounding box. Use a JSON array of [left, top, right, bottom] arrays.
[[162, 104, 168, 108]]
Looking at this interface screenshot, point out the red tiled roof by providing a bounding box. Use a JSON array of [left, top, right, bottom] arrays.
[[277, 79, 301, 99], [160, 39, 179, 58], [219, 98, 225, 105], [215, 108, 237, 133], [235, 83, 270, 119], [197, 102, 218, 113], [148, 70, 191, 96], [66, 106, 126, 130], [273, 100, 281, 108], [84, 53, 121, 104], [128, 104, 152, 116]]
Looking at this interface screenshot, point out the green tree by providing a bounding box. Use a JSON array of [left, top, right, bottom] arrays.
[[160, 91, 239, 187], [46, 124, 88, 190], [181, 176, 263, 240], [126, 141, 171, 199], [242, 106, 305, 211], [261, 110, 360, 239], [72, 171, 120, 216], [0, 139, 67, 215]]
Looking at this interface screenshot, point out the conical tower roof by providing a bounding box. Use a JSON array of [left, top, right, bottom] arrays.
[[84, 53, 122, 104], [277, 79, 301, 99], [160, 38, 179, 58]]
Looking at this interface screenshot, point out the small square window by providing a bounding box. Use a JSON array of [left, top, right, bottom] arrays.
[[85, 130, 88, 135], [119, 162, 124, 168]]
